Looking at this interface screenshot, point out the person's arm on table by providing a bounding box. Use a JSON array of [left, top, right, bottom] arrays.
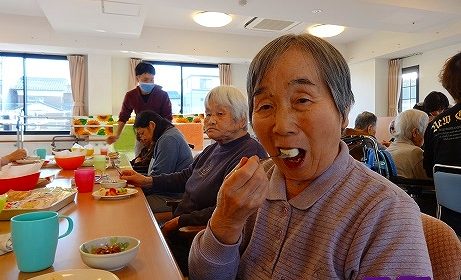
[[1, 148, 27, 166], [189, 156, 269, 280]]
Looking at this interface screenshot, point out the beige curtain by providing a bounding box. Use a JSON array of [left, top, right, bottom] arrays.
[[67, 55, 86, 115], [128, 58, 142, 89], [387, 59, 402, 116], [219, 63, 232, 85]]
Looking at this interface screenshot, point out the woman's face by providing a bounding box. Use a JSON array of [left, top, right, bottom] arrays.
[[204, 101, 245, 144], [252, 47, 347, 185], [135, 121, 155, 146]]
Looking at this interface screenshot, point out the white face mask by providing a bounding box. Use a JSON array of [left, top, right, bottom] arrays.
[[139, 82, 155, 93]]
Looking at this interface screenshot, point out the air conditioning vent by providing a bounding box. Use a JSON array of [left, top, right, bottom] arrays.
[[244, 17, 300, 32]]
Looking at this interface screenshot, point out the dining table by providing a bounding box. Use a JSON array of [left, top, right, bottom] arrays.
[[0, 161, 184, 280]]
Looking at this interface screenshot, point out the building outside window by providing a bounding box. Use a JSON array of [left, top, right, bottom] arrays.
[[399, 65, 419, 112], [0, 53, 72, 134], [148, 62, 219, 115]]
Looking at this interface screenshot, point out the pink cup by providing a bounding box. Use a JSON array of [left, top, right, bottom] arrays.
[[74, 168, 95, 193]]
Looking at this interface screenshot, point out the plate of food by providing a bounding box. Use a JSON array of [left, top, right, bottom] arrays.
[[92, 187, 137, 200], [29, 268, 119, 280], [15, 158, 41, 164]]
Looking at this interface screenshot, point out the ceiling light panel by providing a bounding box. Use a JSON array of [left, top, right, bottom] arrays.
[[102, 0, 140, 16]]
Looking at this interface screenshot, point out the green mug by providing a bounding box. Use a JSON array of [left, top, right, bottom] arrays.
[[11, 211, 73, 272]]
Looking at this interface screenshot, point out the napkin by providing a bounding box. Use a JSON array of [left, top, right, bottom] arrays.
[[0, 233, 13, 255], [0, 162, 42, 179]]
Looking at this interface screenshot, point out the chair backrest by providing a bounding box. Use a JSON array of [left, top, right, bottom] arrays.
[[342, 135, 385, 176], [433, 164, 461, 214], [421, 213, 461, 279]]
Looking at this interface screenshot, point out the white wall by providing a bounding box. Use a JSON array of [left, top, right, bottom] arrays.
[[403, 42, 461, 104], [87, 54, 113, 115], [349, 59, 376, 126]]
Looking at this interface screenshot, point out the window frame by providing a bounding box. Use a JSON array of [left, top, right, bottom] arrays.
[[146, 61, 219, 114], [0, 52, 71, 135], [399, 65, 419, 113]]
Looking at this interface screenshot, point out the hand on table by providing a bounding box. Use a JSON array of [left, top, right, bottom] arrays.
[[120, 169, 152, 188], [210, 155, 269, 245], [1, 148, 27, 166], [161, 216, 179, 237]]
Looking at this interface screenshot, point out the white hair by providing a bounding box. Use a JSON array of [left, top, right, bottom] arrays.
[[204, 85, 248, 130], [394, 109, 429, 141]]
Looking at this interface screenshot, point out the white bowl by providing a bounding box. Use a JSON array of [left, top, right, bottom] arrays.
[[79, 236, 140, 271], [100, 179, 127, 188]]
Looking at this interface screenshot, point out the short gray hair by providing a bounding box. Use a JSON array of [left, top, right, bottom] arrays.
[[355, 111, 377, 130], [247, 33, 354, 122], [204, 85, 248, 130], [394, 109, 429, 141]]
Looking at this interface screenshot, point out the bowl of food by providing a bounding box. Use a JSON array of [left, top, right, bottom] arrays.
[[100, 179, 127, 189], [0, 194, 7, 214], [79, 236, 140, 271], [0, 172, 40, 195], [55, 155, 85, 170]]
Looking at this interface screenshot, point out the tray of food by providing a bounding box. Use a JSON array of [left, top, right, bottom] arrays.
[[0, 187, 77, 220]]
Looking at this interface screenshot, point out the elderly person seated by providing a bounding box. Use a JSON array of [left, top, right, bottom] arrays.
[[189, 34, 432, 279], [343, 111, 386, 149], [387, 109, 430, 179], [1, 148, 27, 166], [130, 110, 193, 176], [121, 85, 267, 275]]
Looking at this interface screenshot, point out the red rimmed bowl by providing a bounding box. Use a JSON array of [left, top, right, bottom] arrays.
[[0, 172, 40, 194], [55, 156, 85, 170]]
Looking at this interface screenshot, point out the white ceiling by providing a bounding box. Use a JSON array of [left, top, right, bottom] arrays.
[[0, 0, 461, 63]]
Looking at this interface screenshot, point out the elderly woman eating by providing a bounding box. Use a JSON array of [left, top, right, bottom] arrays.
[[387, 109, 430, 179], [189, 34, 432, 279], [121, 85, 267, 275]]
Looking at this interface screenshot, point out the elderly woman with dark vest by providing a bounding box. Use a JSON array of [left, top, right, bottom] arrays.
[[120, 85, 267, 275]]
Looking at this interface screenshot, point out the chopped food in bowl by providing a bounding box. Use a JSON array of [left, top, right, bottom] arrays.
[[79, 236, 140, 271]]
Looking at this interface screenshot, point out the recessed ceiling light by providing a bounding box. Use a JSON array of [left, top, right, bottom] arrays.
[[193, 11, 232, 28], [307, 24, 345, 38], [311, 9, 322, 14]]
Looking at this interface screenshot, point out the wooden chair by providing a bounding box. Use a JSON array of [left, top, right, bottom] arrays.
[[433, 164, 461, 219], [421, 213, 461, 279]]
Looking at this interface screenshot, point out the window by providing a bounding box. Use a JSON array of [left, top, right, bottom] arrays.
[[148, 62, 219, 115], [0, 53, 72, 134], [399, 65, 419, 112]]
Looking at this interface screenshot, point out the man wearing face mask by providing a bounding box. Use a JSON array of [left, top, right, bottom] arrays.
[[107, 62, 173, 147]]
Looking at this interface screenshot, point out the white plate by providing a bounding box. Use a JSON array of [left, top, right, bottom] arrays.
[[15, 159, 41, 164], [92, 188, 138, 200], [29, 268, 119, 280]]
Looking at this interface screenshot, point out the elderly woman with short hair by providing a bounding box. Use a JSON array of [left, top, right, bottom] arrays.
[[387, 109, 430, 179], [121, 85, 267, 275], [189, 34, 432, 279]]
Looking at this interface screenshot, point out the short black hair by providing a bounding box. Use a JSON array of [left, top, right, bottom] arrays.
[[423, 91, 449, 114], [135, 62, 155, 76]]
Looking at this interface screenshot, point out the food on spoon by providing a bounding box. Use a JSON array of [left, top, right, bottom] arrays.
[[279, 148, 300, 158]]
